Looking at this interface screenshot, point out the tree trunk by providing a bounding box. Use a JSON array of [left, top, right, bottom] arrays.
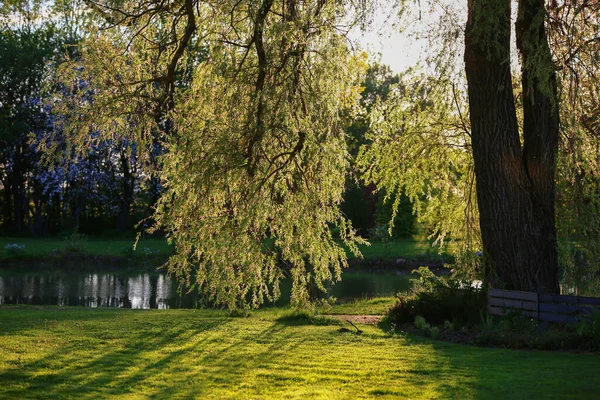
[[516, 0, 560, 293], [1, 177, 13, 231], [11, 145, 24, 234], [464, 0, 559, 293], [118, 146, 133, 231]]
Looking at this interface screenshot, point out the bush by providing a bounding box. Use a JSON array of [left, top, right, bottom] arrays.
[[64, 227, 88, 253], [574, 309, 600, 342], [414, 315, 440, 338], [384, 268, 600, 351], [383, 267, 487, 328]]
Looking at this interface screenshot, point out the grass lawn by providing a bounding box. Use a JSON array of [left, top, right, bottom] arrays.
[[321, 297, 399, 315], [1, 306, 598, 399], [0, 236, 449, 263], [0, 237, 172, 260], [351, 238, 452, 262]]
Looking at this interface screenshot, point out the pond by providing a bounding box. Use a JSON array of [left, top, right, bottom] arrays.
[[0, 269, 412, 309]]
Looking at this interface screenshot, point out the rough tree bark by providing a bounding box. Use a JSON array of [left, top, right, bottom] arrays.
[[465, 0, 560, 293]]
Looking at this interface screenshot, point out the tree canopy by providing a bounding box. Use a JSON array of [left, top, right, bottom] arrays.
[[3, 0, 600, 307]]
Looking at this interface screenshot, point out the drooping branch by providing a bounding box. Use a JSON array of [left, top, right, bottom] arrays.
[[163, 0, 197, 111], [246, 0, 274, 177]]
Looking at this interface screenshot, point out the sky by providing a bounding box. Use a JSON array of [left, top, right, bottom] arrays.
[[4, 0, 470, 74], [349, 0, 469, 73], [350, 11, 427, 72], [349, 0, 528, 77]]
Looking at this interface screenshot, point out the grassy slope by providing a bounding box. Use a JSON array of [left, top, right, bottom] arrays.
[[1, 306, 598, 399], [325, 297, 399, 315], [350, 238, 451, 262], [0, 236, 447, 263], [0, 237, 172, 259]]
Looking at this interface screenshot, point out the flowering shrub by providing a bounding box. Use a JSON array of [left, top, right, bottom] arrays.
[[4, 244, 26, 256]]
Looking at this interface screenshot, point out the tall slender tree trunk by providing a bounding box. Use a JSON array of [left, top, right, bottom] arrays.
[[464, 0, 559, 293], [118, 146, 134, 231], [2, 178, 12, 231], [11, 145, 24, 234]]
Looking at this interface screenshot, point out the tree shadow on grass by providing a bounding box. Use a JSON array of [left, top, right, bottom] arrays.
[[0, 305, 127, 336], [6, 307, 597, 399], [391, 331, 600, 399], [0, 308, 316, 399], [0, 309, 231, 398]]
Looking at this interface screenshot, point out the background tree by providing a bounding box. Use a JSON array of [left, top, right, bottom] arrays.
[[357, 71, 476, 259], [343, 64, 418, 239], [0, 2, 57, 233]]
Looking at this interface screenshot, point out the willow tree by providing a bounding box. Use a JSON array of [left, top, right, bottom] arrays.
[[464, 0, 560, 292], [357, 74, 477, 257], [361, 0, 587, 292], [56, 0, 367, 309], [57, 0, 591, 304]]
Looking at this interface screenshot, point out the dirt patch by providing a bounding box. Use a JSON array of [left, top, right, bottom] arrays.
[[327, 314, 382, 325]]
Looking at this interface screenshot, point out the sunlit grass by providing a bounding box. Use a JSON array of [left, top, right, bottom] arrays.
[[0, 306, 598, 399], [349, 236, 454, 262], [321, 297, 398, 315]]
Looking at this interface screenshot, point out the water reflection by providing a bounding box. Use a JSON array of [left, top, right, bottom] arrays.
[[0, 270, 412, 309], [0, 272, 189, 309]]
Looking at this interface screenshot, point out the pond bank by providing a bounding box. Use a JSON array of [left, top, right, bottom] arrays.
[[0, 237, 452, 272], [1, 252, 452, 274]]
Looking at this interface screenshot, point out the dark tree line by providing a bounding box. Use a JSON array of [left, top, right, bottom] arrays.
[[0, 6, 155, 235]]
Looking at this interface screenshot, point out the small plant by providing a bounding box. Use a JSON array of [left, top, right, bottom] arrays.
[[444, 320, 458, 331], [414, 315, 439, 338], [367, 223, 390, 246], [228, 308, 252, 318], [480, 311, 495, 330], [575, 320, 587, 337], [414, 315, 429, 331], [592, 310, 600, 340], [4, 243, 26, 256], [575, 310, 600, 341], [503, 311, 538, 335], [275, 310, 341, 326], [64, 227, 87, 253], [143, 247, 158, 256]]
